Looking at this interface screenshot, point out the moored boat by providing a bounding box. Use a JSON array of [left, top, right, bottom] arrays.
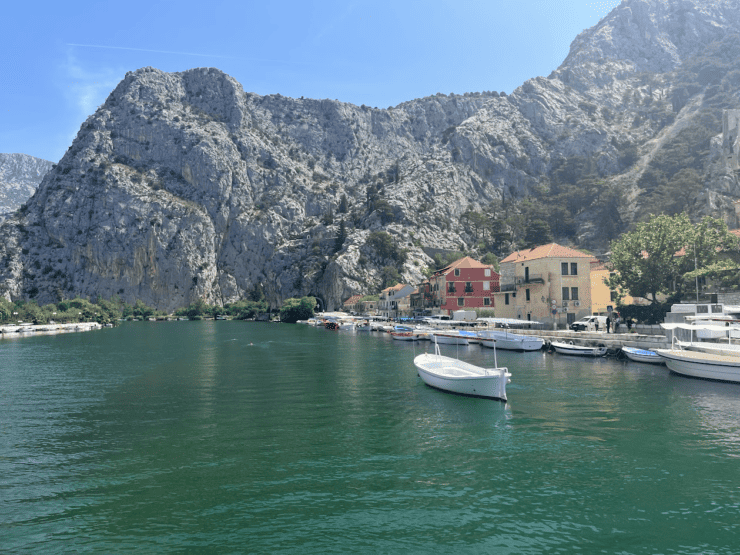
[[413, 340, 510, 400], [655, 348, 740, 383], [391, 331, 422, 341], [621, 346, 664, 364], [478, 329, 544, 351], [429, 331, 469, 345], [550, 341, 607, 357]]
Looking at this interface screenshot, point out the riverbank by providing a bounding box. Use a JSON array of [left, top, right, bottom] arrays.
[[0, 322, 103, 337]]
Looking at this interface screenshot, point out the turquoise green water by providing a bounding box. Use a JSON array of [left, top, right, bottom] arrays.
[[2, 321, 740, 553]]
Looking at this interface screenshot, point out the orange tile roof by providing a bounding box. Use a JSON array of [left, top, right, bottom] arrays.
[[433, 256, 495, 276], [343, 294, 364, 306], [381, 283, 409, 293], [500, 243, 594, 263]]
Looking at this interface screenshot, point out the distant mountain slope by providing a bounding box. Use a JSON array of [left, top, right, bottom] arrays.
[[0, 0, 738, 311], [0, 153, 53, 214]]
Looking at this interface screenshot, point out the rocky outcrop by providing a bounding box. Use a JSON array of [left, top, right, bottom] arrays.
[[0, 153, 53, 216], [1, 0, 739, 311]]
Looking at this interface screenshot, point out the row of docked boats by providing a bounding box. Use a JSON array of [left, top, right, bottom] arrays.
[[616, 322, 740, 383], [389, 326, 547, 351]]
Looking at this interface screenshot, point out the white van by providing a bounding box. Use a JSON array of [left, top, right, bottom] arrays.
[[570, 315, 608, 332]]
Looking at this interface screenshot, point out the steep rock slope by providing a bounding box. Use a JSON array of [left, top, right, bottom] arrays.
[[1, 0, 739, 311], [0, 153, 53, 215]]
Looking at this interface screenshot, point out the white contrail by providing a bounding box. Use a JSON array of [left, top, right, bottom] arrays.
[[67, 43, 234, 59]]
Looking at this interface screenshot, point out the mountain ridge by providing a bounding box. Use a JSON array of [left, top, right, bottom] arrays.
[[1, 0, 739, 311]]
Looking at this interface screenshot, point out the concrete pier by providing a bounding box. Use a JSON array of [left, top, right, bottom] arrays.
[[498, 328, 671, 351]]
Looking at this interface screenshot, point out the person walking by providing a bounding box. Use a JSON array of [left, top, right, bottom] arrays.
[[606, 315, 611, 334]]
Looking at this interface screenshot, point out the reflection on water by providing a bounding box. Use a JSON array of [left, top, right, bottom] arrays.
[[2, 322, 740, 553]]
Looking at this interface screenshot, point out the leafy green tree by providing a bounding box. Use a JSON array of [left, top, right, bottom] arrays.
[[279, 296, 316, 323], [132, 299, 155, 320], [678, 217, 740, 291], [227, 299, 268, 320], [461, 211, 490, 243], [365, 231, 406, 265], [606, 214, 692, 303], [522, 219, 553, 249], [606, 214, 737, 303], [380, 265, 402, 288]]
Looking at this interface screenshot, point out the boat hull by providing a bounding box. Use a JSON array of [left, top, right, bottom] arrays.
[[622, 346, 664, 364], [656, 349, 740, 383], [479, 333, 544, 351], [430, 333, 469, 345], [551, 341, 606, 357], [414, 353, 509, 400], [391, 332, 421, 341]]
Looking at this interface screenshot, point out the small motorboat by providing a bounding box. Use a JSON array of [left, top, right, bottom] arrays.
[[478, 329, 544, 351], [413, 339, 510, 400], [429, 331, 469, 345], [391, 331, 422, 341], [550, 341, 607, 357], [621, 346, 664, 364], [656, 347, 740, 383]]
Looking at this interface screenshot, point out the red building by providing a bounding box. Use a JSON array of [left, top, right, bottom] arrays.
[[428, 257, 500, 316]]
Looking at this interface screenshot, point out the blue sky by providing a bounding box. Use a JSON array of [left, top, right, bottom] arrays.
[[1, 0, 621, 163]]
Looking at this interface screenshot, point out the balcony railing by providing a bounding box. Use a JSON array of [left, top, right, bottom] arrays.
[[515, 274, 545, 286], [500, 283, 517, 292]]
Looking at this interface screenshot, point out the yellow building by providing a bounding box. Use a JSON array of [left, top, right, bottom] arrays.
[[493, 243, 597, 327], [591, 264, 660, 314]]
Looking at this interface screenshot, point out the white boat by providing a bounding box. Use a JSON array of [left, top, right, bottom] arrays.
[[391, 331, 422, 341], [413, 340, 510, 400], [429, 331, 469, 345], [478, 329, 544, 351], [621, 346, 664, 364], [677, 341, 740, 356], [656, 348, 740, 383], [550, 341, 607, 357]]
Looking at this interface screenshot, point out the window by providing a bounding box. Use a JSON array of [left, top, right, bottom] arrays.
[[483, 281, 490, 291], [571, 287, 579, 301], [447, 282, 456, 293], [485, 268, 491, 277], [571, 263, 578, 275], [562, 287, 570, 301], [457, 298, 464, 307], [465, 282, 473, 293], [505, 293, 509, 305], [484, 298, 491, 306], [610, 291, 617, 302], [561, 262, 569, 275], [526, 289, 531, 302], [454, 268, 460, 276]]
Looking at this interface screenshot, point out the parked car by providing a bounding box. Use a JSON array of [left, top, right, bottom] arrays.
[[570, 315, 608, 332]]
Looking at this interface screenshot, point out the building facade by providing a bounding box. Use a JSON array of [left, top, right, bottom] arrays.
[[493, 244, 596, 326], [378, 284, 415, 319], [427, 257, 500, 316]]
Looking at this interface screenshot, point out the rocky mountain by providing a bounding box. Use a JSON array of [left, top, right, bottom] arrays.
[[1, 0, 739, 311], [0, 153, 53, 217]]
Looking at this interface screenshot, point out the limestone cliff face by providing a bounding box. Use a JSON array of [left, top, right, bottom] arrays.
[[1, 0, 739, 311], [0, 153, 53, 216]]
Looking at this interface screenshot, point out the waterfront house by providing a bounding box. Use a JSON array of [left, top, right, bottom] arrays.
[[342, 295, 364, 313], [378, 283, 415, 319], [493, 243, 595, 327], [427, 257, 500, 317]]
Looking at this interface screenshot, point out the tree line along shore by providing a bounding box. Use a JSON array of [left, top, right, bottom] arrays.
[[0, 294, 316, 327]]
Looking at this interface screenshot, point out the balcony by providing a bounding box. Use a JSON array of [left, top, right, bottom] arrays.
[[500, 283, 517, 292], [515, 274, 545, 286]]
